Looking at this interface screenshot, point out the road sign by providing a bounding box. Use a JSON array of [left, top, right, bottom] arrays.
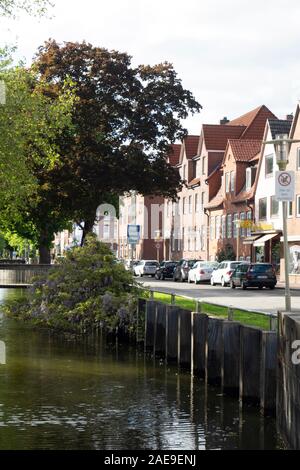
[[275, 171, 295, 201], [127, 225, 140, 245]]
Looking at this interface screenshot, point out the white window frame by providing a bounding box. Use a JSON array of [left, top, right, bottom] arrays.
[[230, 171, 235, 192], [246, 167, 252, 191], [240, 212, 246, 237], [225, 173, 230, 193]]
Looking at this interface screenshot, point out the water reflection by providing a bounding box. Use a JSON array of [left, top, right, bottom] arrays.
[[0, 289, 282, 450]]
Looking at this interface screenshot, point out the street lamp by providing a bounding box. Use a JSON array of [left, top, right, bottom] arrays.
[[264, 134, 300, 312]]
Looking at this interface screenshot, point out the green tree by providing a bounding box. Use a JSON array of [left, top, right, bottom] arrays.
[[33, 40, 202, 244], [0, 0, 52, 17], [216, 244, 236, 262], [0, 54, 76, 263]]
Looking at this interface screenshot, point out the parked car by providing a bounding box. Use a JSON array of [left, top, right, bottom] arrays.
[[188, 261, 219, 284], [230, 263, 277, 290], [124, 260, 139, 272], [210, 260, 248, 287], [155, 261, 178, 280], [133, 260, 159, 277], [173, 259, 199, 282]]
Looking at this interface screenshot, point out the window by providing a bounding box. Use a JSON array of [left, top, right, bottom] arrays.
[[201, 192, 205, 209], [221, 215, 226, 239], [177, 228, 181, 251], [210, 216, 215, 240], [172, 232, 175, 252], [103, 224, 110, 239], [246, 167, 252, 191], [195, 193, 199, 213], [259, 198, 267, 220], [201, 225, 206, 250], [183, 197, 186, 215], [188, 228, 191, 251], [189, 195, 192, 214], [230, 171, 235, 192], [297, 148, 300, 170], [182, 227, 185, 250], [227, 214, 232, 238], [195, 228, 200, 251], [271, 196, 279, 217], [297, 196, 300, 217], [288, 201, 293, 218], [202, 157, 206, 175], [247, 211, 252, 237], [216, 216, 221, 239], [233, 213, 238, 238], [240, 212, 246, 237], [265, 155, 274, 177], [225, 173, 230, 193]]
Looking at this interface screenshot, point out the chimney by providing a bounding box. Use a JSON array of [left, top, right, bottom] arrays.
[[220, 117, 229, 125], [286, 114, 293, 121]]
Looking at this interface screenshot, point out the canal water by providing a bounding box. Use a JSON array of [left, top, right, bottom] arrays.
[[0, 289, 283, 450]]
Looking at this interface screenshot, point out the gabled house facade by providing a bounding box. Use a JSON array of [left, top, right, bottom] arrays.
[[281, 105, 300, 283], [206, 139, 262, 261], [203, 105, 277, 261], [254, 118, 292, 266]]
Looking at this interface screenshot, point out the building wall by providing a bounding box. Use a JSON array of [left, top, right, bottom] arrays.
[[255, 128, 283, 231], [118, 193, 164, 261], [165, 140, 225, 262]]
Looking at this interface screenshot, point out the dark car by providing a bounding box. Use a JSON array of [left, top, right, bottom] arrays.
[[155, 261, 178, 280], [173, 259, 198, 282], [230, 263, 277, 290]]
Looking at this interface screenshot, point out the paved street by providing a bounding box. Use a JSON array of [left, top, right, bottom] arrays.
[[138, 278, 300, 314]]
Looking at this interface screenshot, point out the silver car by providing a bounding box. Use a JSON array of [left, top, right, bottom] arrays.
[[134, 260, 159, 277]]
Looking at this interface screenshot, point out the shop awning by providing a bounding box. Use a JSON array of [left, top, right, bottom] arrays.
[[243, 235, 261, 245], [253, 233, 279, 247]]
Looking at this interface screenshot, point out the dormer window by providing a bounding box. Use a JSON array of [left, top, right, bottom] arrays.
[[230, 171, 235, 192], [246, 168, 252, 191], [225, 173, 230, 193]]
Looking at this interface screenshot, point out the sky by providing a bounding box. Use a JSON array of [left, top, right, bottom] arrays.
[[1, 0, 300, 134]]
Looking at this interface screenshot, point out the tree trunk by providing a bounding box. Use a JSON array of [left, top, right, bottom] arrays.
[[81, 215, 97, 246], [39, 244, 51, 265]]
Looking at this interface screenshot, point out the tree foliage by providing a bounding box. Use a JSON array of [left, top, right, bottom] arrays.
[[0, 0, 52, 17], [33, 40, 202, 240], [0, 53, 76, 260], [4, 235, 138, 335], [216, 244, 236, 262]]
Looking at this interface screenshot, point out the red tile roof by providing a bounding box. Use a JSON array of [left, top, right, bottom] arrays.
[[232, 188, 255, 204], [188, 177, 201, 188], [228, 139, 262, 162], [202, 125, 245, 151], [183, 135, 199, 159], [228, 105, 277, 140], [168, 144, 181, 166], [205, 188, 224, 209]]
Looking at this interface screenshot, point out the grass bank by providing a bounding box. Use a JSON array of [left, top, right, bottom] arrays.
[[141, 291, 274, 330]]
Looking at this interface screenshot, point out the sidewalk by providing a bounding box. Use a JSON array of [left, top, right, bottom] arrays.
[[276, 281, 300, 291]]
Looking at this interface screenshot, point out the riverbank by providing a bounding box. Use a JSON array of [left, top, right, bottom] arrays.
[[0, 300, 282, 450]]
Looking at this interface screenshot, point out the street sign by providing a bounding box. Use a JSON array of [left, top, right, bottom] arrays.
[[127, 225, 140, 245], [275, 171, 295, 201]]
